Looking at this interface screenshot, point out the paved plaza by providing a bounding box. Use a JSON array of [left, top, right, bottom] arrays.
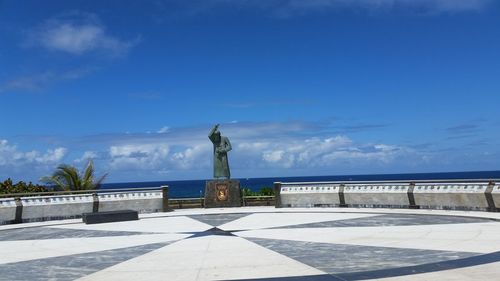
[[1, 207, 500, 280]]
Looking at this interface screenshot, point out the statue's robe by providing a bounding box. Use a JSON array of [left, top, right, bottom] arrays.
[[208, 130, 232, 179]]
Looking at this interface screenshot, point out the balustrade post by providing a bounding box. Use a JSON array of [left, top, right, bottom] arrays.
[[485, 181, 497, 212], [274, 182, 282, 208], [14, 197, 23, 224], [161, 185, 170, 212], [407, 182, 419, 209]]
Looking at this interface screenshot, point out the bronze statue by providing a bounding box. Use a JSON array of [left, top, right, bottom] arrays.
[[208, 124, 232, 179]]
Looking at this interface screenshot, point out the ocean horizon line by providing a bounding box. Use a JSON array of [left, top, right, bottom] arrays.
[[103, 170, 500, 186], [101, 170, 500, 198]]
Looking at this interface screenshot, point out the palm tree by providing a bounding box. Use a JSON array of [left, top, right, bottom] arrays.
[[40, 159, 107, 191]]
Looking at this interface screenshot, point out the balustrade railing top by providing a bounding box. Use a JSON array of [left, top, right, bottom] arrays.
[[0, 186, 166, 198], [278, 178, 499, 185]]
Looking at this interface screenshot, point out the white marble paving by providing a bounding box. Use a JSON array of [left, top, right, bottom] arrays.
[[77, 235, 325, 281], [2, 207, 500, 281], [236, 222, 500, 253], [139, 206, 500, 220], [0, 233, 188, 264], [219, 212, 379, 231], [3, 206, 499, 230]]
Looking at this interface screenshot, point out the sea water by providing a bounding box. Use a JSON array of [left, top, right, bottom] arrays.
[[101, 170, 500, 198]]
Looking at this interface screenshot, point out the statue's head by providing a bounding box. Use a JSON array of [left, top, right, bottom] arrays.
[[214, 131, 221, 142]]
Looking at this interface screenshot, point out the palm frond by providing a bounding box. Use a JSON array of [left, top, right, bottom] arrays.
[[39, 176, 66, 191], [41, 160, 107, 191], [55, 165, 80, 190], [93, 173, 108, 189], [82, 159, 95, 189]]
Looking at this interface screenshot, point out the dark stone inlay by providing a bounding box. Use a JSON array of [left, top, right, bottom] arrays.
[[272, 214, 493, 229], [0, 226, 157, 241], [0, 242, 172, 281], [337, 250, 500, 280], [188, 213, 250, 227], [247, 238, 479, 280], [188, 227, 235, 239], [234, 274, 345, 281]]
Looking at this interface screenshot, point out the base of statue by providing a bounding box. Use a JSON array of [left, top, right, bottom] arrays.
[[204, 179, 242, 208]]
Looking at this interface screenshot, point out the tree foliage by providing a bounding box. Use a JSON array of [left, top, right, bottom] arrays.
[[0, 178, 48, 194], [40, 159, 107, 191], [242, 187, 275, 196]]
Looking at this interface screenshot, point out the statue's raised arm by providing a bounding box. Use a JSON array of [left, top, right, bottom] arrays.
[[208, 124, 220, 143]]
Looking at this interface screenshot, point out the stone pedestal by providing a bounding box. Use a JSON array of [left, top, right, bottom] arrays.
[[204, 180, 242, 208]]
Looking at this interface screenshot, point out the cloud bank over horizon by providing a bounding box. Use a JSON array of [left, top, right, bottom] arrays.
[[2, 121, 497, 183]]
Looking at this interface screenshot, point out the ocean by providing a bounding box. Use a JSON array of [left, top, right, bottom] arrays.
[[101, 170, 500, 198]]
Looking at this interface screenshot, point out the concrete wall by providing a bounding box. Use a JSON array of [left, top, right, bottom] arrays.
[[21, 194, 94, 221], [0, 188, 166, 224], [0, 198, 17, 224], [277, 180, 499, 212], [98, 191, 162, 213], [344, 184, 410, 207], [413, 183, 490, 210], [280, 184, 341, 207]]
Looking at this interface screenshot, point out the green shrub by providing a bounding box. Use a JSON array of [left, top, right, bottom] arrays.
[[241, 186, 275, 196], [258, 187, 274, 196], [241, 188, 256, 196], [0, 178, 48, 194]]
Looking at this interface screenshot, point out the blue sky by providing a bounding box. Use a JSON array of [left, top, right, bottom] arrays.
[[1, 0, 499, 183]]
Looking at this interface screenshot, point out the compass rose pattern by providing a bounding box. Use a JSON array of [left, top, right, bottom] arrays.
[[1, 208, 500, 281]]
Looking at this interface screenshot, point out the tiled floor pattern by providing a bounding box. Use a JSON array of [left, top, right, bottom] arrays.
[[1, 209, 499, 281]]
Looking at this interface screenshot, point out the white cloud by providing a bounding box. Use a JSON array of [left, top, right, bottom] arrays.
[[2, 119, 496, 182], [0, 67, 94, 93], [419, 0, 491, 12], [42, 23, 103, 54], [100, 126, 415, 174], [222, 0, 491, 17], [29, 12, 138, 56], [262, 150, 285, 163], [172, 144, 211, 169], [75, 121, 422, 178], [107, 141, 211, 172], [33, 147, 67, 163], [284, 0, 490, 11], [0, 72, 54, 92], [74, 151, 99, 163], [0, 139, 66, 167], [234, 135, 410, 169], [157, 126, 170, 134], [3, 121, 472, 181], [109, 143, 170, 170]]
